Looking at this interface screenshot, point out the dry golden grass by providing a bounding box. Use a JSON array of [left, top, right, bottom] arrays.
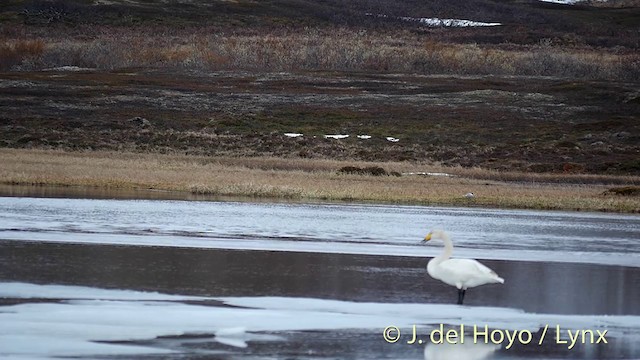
[[1, 148, 639, 213]]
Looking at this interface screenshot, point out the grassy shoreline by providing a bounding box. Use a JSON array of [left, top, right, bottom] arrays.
[[1, 149, 638, 213]]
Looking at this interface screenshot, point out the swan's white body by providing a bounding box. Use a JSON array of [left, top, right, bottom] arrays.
[[423, 230, 503, 304]]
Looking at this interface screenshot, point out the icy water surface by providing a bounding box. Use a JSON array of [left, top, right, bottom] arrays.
[[0, 195, 638, 266], [0, 194, 639, 359]]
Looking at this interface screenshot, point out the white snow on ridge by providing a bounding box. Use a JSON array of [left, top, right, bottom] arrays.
[[44, 66, 95, 72], [0, 282, 638, 358], [283, 133, 395, 141], [366, 13, 501, 27], [538, 0, 610, 3], [283, 132, 303, 138], [401, 16, 501, 27], [324, 134, 349, 139], [539, 0, 582, 4]]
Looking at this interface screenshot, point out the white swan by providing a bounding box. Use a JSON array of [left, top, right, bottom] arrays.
[[422, 230, 504, 305]]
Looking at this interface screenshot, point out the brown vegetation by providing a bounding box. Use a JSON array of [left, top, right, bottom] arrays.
[[1, 149, 639, 213], [0, 39, 44, 70], [338, 166, 389, 176], [0, 27, 638, 81]]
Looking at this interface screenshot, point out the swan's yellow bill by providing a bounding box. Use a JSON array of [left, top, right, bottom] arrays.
[[423, 232, 432, 242]]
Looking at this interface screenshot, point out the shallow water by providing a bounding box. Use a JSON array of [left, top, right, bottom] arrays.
[[0, 193, 639, 359], [0, 193, 638, 265], [1, 241, 638, 316]]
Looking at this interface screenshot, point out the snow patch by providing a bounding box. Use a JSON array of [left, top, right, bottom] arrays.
[[539, 0, 582, 4], [283, 133, 303, 138], [367, 13, 500, 27], [324, 134, 349, 139], [404, 172, 454, 177], [1, 282, 638, 358], [401, 16, 501, 27], [44, 66, 95, 72]]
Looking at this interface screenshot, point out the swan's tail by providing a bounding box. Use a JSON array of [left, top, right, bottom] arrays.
[[489, 270, 505, 284]]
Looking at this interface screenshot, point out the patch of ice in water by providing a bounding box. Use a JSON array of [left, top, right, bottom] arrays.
[[0, 282, 207, 301], [0, 335, 175, 357], [1, 283, 639, 358], [219, 296, 640, 332]]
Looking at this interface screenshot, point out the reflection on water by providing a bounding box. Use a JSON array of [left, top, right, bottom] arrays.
[[0, 184, 250, 202], [0, 241, 637, 316], [424, 341, 501, 360]]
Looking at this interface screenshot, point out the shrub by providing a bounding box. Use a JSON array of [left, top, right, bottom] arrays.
[[338, 166, 363, 175], [337, 165, 388, 176], [362, 166, 388, 176], [0, 39, 45, 70], [0, 26, 636, 80], [562, 163, 585, 173], [603, 186, 640, 196], [618, 159, 640, 173]]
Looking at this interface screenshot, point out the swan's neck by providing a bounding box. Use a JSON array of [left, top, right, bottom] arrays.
[[427, 232, 454, 277], [434, 232, 453, 263]]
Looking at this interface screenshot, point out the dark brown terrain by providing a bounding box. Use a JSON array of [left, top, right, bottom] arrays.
[[0, 0, 639, 174]]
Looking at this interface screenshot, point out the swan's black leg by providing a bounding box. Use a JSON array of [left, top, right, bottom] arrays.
[[457, 289, 465, 305]]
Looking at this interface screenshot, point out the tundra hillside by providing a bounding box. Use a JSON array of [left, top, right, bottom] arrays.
[[0, 0, 638, 211]]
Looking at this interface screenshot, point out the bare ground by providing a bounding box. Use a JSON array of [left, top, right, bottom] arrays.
[[1, 69, 638, 175]]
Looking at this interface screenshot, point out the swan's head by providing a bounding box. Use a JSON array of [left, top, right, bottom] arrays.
[[421, 229, 447, 243]]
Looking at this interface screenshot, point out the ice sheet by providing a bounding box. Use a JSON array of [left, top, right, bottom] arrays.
[[1, 282, 638, 358]]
